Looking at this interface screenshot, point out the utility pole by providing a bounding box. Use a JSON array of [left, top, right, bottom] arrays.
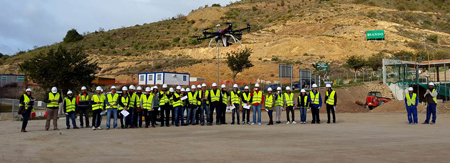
[[361, 31, 366, 83]]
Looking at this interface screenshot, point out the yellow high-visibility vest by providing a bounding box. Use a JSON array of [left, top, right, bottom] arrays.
[[20, 94, 34, 111], [326, 90, 336, 105], [243, 92, 251, 102], [142, 94, 153, 110], [298, 95, 309, 107], [65, 97, 76, 112], [129, 92, 136, 108], [92, 94, 103, 111], [188, 91, 198, 105], [119, 96, 129, 110], [432, 89, 437, 103], [284, 93, 294, 106], [210, 89, 221, 102], [173, 93, 182, 107], [251, 91, 262, 104], [406, 93, 417, 106], [310, 91, 320, 105], [159, 91, 170, 105], [265, 94, 274, 107], [107, 93, 119, 109], [47, 93, 60, 108], [231, 91, 241, 104], [222, 91, 228, 105], [275, 93, 283, 106]]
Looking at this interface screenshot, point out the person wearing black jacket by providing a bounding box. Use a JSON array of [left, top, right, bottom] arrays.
[[133, 88, 144, 128], [118, 87, 130, 129], [324, 84, 337, 124], [44, 87, 63, 131], [64, 91, 79, 129], [20, 88, 34, 132], [220, 84, 229, 124], [297, 89, 310, 124], [241, 86, 251, 125], [159, 85, 173, 127], [208, 83, 222, 125]]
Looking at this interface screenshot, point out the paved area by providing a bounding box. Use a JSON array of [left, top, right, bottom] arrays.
[[1, 112, 449, 163]]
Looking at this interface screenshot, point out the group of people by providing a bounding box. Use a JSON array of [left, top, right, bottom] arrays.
[[404, 82, 438, 125], [19, 82, 339, 132]]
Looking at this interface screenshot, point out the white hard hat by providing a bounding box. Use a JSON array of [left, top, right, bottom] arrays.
[[153, 86, 158, 90], [255, 83, 260, 87], [101, 88, 104, 92], [176, 86, 181, 90], [429, 82, 434, 86], [169, 87, 174, 92], [221, 84, 226, 88], [408, 87, 413, 91], [51, 87, 57, 93], [267, 87, 273, 91], [301, 89, 306, 93], [233, 84, 238, 88], [122, 86, 128, 91], [191, 85, 196, 89], [286, 86, 291, 90], [81, 86, 87, 90], [96, 86, 102, 91], [145, 87, 151, 92], [67, 90, 73, 94], [136, 86, 142, 91], [212, 83, 217, 87], [26, 88, 32, 92], [244, 86, 249, 90], [186, 88, 191, 92], [129, 85, 135, 90], [181, 88, 185, 92], [197, 85, 201, 89], [277, 87, 281, 91], [163, 84, 168, 88], [111, 85, 116, 90], [202, 83, 207, 87], [312, 84, 318, 88], [326, 84, 331, 88]]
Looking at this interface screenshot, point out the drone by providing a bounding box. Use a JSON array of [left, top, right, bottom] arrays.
[[192, 23, 251, 48]]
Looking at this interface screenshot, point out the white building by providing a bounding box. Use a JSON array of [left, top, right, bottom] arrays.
[[138, 72, 190, 86]]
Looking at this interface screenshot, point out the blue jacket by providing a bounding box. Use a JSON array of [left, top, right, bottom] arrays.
[[404, 93, 418, 108], [308, 91, 322, 108]]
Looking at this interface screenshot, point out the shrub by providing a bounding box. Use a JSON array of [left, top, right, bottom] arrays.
[[426, 34, 438, 43], [211, 4, 221, 7], [173, 37, 181, 43], [63, 29, 83, 43]]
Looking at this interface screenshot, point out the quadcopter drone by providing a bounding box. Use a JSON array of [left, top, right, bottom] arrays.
[[192, 23, 251, 48]]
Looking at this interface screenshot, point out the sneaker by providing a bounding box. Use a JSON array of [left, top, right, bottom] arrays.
[[231, 122, 235, 125], [251, 123, 255, 125], [286, 121, 290, 124], [66, 127, 70, 129], [247, 122, 250, 125], [242, 121, 245, 124], [258, 123, 261, 125], [97, 127, 103, 130], [106, 127, 110, 130], [292, 121, 297, 124], [92, 126, 96, 130]]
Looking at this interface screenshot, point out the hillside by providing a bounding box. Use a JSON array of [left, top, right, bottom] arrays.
[[1, 0, 450, 83]]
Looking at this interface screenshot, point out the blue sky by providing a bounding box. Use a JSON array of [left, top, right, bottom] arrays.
[[0, 0, 237, 55]]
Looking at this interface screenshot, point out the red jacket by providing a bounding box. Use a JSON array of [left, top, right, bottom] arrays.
[[250, 90, 265, 106]]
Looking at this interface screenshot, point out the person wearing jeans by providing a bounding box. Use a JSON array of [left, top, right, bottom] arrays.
[[91, 86, 104, 130], [264, 88, 275, 125], [241, 86, 251, 125], [298, 89, 309, 124], [325, 84, 337, 124], [127, 85, 137, 128], [308, 84, 322, 124], [249, 84, 264, 125], [64, 91, 79, 129], [106, 86, 119, 129], [405, 87, 418, 124], [20, 88, 34, 132], [76, 86, 90, 128], [230, 84, 241, 125], [423, 82, 437, 124], [118, 86, 130, 129], [172, 86, 185, 126], [198, 83, 209, 126], [187, 85, 198, 125]]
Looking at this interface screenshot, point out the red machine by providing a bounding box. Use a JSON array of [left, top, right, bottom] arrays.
[[365, 91, 392, 110]]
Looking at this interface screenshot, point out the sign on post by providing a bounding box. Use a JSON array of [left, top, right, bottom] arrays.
[[1, 77, 6, 80], [366, 30, 385, 40], [279, 64, 293, 78], [299, 69, 312, 89], [315, 63, 329, 72]]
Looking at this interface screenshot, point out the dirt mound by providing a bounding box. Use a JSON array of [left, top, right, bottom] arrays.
[[372, 100, 427, 113]]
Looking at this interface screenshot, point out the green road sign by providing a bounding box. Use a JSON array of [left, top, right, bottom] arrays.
[[366, 30, 385, 40], [1, 77, 6, 80], [316, 63, 329, 71], [18, 76, 24, 81]]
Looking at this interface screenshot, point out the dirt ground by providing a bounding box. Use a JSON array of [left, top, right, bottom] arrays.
[[1, 112, 449, 163]]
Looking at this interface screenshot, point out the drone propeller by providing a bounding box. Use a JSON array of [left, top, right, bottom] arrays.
[[246, 24, 251, 33]]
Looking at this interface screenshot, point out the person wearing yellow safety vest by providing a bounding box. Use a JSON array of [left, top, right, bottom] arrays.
[[208, 83, 223, 125], [44, 86, 62, 131], [169, 87, 176, 126], [20, 88, 34, 132], [181, 88, 187, 125], [404, 87, 418, 124], [140, 87, 154, 128], [284, 86, 296, 124], [249, 83, 264, 125], [423, 82, 437, 124], [159, 84, 172, 127], [198, 83, 209, 126], [172, 86, 185, 127], [64, 90, 79, 129], [230, 84, 242, 125], [241, 86, 251, 125], [308, 84, 322, 124], [263, 87, 275, 125], [187, 85, 198, 125], [297, 89, 310, 124], [151, 86, 160, 126], [133, 86, 144, 128], [325, 84, 337, 124], [220, 84, 230, 124], [118, 86, 129, 129], [105, 85, 119, 129], [91, 86, 105, 130], [76, 86, 90, 128], [127, 85, 136, 128], [274, 87, 284, 124]]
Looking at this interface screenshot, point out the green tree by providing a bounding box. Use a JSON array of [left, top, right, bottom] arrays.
[[367, 52, 387, 71], [344, 55, 365, 81], [226, 47, 254, 83], [19, 45, 100, 94], [63, 29, 84, 43]]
